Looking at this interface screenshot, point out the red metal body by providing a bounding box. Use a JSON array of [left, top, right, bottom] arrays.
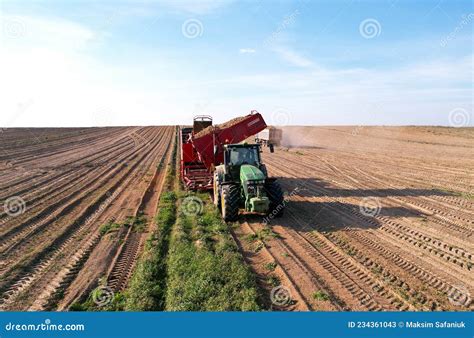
[[180, 126, 212, 190], [180, 111, 267, 190]]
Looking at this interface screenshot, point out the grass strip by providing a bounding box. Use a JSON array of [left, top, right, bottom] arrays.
[[165, 191, 260, 311]]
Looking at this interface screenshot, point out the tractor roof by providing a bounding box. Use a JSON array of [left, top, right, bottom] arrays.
[[225, 143, 260, 149]]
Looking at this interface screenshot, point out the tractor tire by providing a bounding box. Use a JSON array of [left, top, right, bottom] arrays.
[[221, 184, 240, 222], [265, 180, 285, 217]]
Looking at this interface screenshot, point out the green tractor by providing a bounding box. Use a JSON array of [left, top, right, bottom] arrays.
[[213, 143, 285, 222]]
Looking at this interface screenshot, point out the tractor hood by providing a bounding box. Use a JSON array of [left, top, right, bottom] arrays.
[[240, 165, 266, 184]]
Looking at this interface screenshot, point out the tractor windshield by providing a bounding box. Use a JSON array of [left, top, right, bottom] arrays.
[[228, 147, 259, 166]]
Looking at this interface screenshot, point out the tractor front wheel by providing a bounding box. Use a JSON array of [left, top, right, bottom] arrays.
[[265, 181, 284, 217], [221, 184, 240, 222]]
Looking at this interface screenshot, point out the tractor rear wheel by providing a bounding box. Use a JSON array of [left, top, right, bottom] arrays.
[[265, 181, 284, 217], [221, 184, 240, 222]]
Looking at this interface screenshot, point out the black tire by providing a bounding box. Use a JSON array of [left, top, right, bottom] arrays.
[[265, 180, 285, 217], [221, 184, 240, 222]]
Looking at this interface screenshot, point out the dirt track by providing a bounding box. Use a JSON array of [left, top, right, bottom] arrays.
[[0, 127, 174, 310], [234, 126, 473, 311], [1, 126, 472, 311]]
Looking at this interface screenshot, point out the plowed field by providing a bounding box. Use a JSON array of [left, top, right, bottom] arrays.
[[1, 126, 472, 311], [0, 127, 175, 310], [233, 126, 473, 311]]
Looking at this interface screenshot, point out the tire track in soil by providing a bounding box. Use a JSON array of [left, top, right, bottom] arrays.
[[270, 154, 473, 273], [232, 219, 312, 311], [29, 128, 175, 310], [106, 129, 176, 292], [263, 152, 472, 310], [0, 128, 138, 204], [53, 127, 174, 310], [0, 127, 172, 310], [0, 128, 143, 225], [0, 128, 159, 269]]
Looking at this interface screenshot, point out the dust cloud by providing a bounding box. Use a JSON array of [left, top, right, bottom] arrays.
[[280, 126, 321, 148]]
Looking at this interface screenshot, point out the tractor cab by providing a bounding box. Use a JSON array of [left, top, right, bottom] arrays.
[[223, 143, 267, 179], [225, 144, 260, 166]]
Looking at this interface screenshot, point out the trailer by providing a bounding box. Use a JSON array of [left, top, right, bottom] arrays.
[[255, 126, 283, 147], [180, 115, 213, 190]]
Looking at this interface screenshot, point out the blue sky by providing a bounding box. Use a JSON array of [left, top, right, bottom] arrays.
[[0, 0, 472, 126]]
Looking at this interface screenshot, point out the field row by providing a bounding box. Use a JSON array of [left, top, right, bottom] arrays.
[[228, 127, 473, 311], [0, 127, 175, 310]]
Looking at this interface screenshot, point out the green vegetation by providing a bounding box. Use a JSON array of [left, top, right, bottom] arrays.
[[433, 188, 474, 200], [312, 290, 330, 301], [256, 227, 280, 241], [165, 191, 260, 311], [125, 190, 177, 310], [245, 233, 258, 243], [267, 275, 280, 287], [264, 262, 277, 271], [70, 278, 126, 311], [130, 214, 148, 232], [99, 220, 121, 236]]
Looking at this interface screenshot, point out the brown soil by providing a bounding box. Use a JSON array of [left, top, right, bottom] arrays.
[[231, 126, 473, 311], [1, 125, 472, 312], [0, 127, 174, 310]]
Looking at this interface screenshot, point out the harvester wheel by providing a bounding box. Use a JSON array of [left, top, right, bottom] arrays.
[[221, 184, 239, 222], [265, 181, 284, 217]]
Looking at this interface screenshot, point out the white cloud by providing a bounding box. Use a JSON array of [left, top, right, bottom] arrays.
[[0, 13, 471, 127], [0, 14, 180, 127], [239, 48, 256, 54], [272, 46, 313, 68], [156, 0, 234, 15], [1, 14, 95, 51]]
